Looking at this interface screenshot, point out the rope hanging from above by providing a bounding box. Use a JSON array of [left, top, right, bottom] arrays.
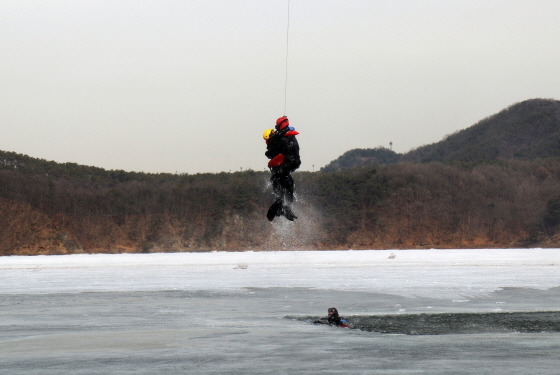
[[284, 0, 290, 116]]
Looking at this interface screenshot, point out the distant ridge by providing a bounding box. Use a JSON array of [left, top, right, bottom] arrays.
[[322, 98, 560, 171], [320, 147, 400, 172], [403, 98, 560, 163]]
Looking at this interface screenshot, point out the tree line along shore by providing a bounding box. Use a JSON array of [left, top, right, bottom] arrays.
[[3, 98, 560, 255], [2, 156, 560, 255]]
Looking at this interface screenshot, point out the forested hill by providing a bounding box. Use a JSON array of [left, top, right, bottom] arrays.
[[403, 98, 560, 163], [3, 98, 560, 255], [3, 148, 560, 254], [322, 98, 560, 171], [320, 148, 400, 172]]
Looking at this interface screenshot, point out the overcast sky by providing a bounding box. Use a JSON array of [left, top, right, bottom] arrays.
[[2, 0, 560, 174]]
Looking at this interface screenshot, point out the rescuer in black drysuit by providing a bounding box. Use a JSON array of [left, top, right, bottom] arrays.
[[313, 307, 346, 326], [263, 116, 301, 221]]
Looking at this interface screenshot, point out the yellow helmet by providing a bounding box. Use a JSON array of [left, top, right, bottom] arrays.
[[263, 129, 274, 140]]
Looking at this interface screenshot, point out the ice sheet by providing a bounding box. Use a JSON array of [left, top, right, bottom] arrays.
[[2, 249, 559, 299], [2, 249, 560, 375]]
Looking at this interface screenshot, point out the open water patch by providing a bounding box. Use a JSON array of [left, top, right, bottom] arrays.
[[293, 311, 560, 335]]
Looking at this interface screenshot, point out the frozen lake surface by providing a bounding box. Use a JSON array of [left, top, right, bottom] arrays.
[[2, 249, 560, 374]]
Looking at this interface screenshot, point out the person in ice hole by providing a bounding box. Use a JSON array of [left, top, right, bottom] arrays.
[[263, 116, 301, 221], [313, 307, 347, 327]]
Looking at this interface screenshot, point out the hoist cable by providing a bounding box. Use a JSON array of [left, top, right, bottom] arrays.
[[284, 0, 290, 116]]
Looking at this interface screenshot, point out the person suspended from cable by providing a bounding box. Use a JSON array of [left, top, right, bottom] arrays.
[[263, 116, 301, 221]]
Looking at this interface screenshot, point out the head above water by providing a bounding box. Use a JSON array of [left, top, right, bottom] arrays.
[[328, 307, 339, 316]]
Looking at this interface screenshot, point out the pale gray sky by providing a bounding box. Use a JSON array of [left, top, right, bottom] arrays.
[[2, 0, 560, 174]]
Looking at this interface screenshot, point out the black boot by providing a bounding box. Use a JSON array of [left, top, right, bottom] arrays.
[[267, 200, 283, 221], [282, 205, 297, 221]]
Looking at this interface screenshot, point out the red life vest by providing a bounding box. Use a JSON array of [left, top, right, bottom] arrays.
[[268, 154, 285, 168]]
